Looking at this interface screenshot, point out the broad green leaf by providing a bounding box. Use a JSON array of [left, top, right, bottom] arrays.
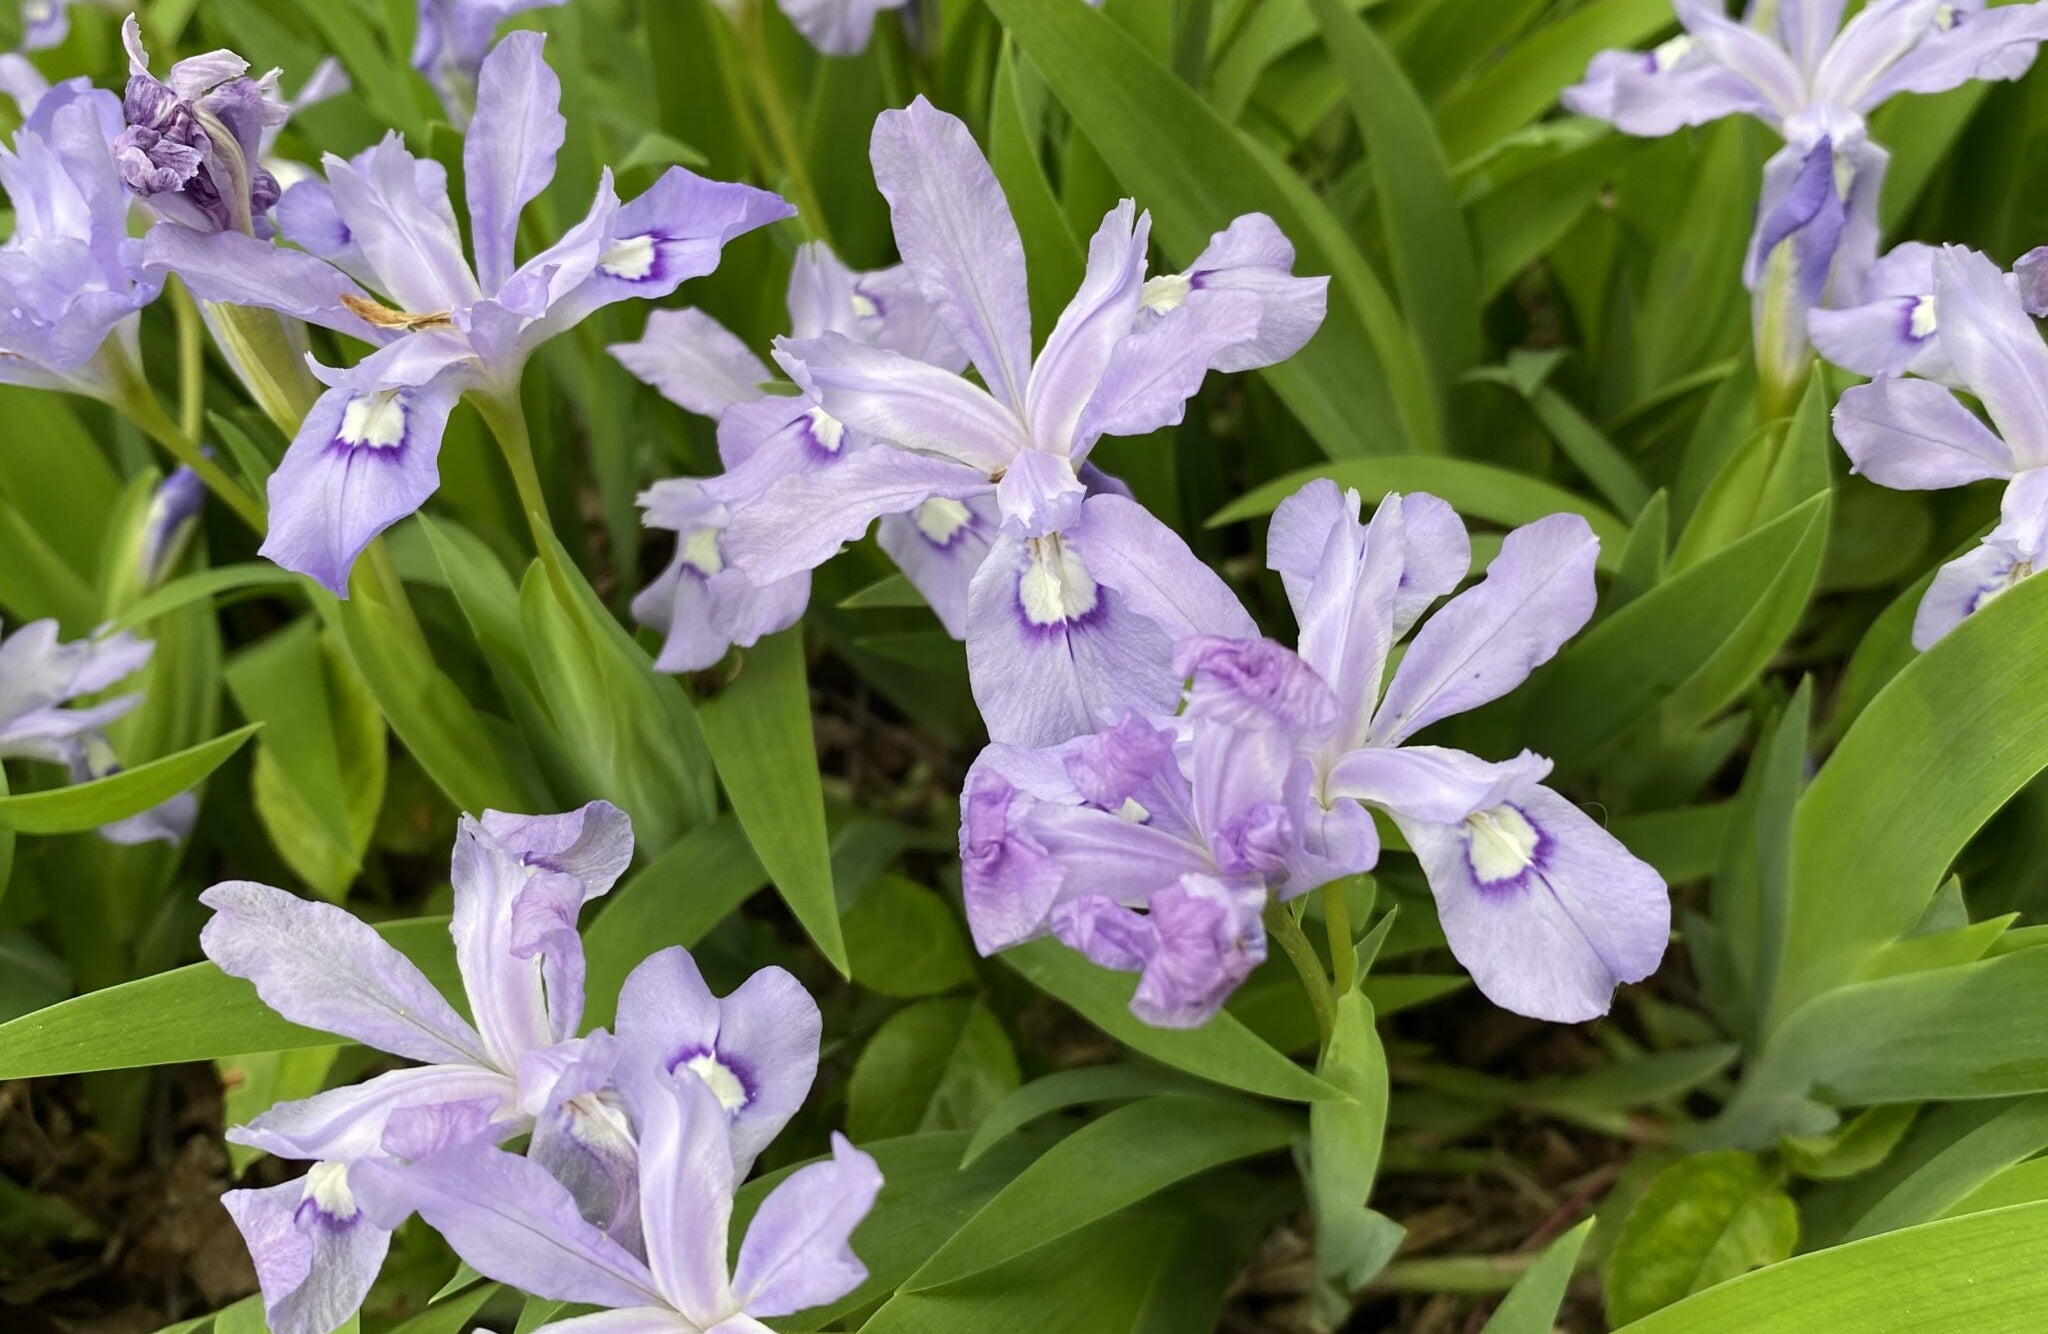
[[1523, 494, 1828, 766], [1310, 0, 1480, 394], [1945, 1159, 2048, 1220], [989, 44, 1086, 348], [1831, 1096, 2048, 1244], [1674, 370, 1832, 567], [0, 930, 65, 1024], [1611, 1201, 2048, 1332], [696, 629, 847, 973], [1309, 992, 1402, 1303], [1435, 0, 1673, 165], [116, 564, 303, 630], [1466, 353, 1652, 518], [1211, 455, 1628, 558], [903, 1093, 1296, 1291], [1703, 681, 1810, 1039], [962, 1064, 1205, 1166], [226, 623, 386, 902], [1771, 563, 2048, 1025], [1483, 1219, 1594, 1334], [1003, 939, 1340, 1103], [0, 723, 257, 835], [1604, 1150, 1799, 1326], [1471, 130, 1642, 300], [847, 997, 1020, 1142], [0, 917, 455, 1078], [987, 0, 1440, 457], [1610, 801, 1731, 885], [1529, 1044, 1740, 1112], [843, 874, 977, 999], [580, 817, 767, 1031], [382, 1282, 500, 1334]]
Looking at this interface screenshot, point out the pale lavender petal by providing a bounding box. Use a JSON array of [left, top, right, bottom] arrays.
[[1025, 201, 1149, 454], [138, 225, 381, 339], [855, 262, 967, 369], [1934, 244, 2048, 468], [1561, 46, 1782, 136], [199, 881, 486, 1066], [775, 333, 1026, 471], [994, 448, 1086, 536], [275, 178, 372, 284], [614, 1055, 738, 1325], [958, 764, 1073, 954], [869, 97, 1033, 412], [1074, 289, 1262, 455], [1836, 0, 2048, 107], [1911, 466, 2048, 648], [964, 523, 1179, 748], [259, 379, 459, 598], [520, 1313, 688, 1334], [1053, 873, 1268, 1029], [1833, 374, 2017, 487], [1175, 636, 1337, 735], [1400, 785, 1669, 1023], [1325, 745, 1553, 826], [223, 1173, 391, 1334], [876, 494, 1000, 638], [1672, 0, 1808, 116], [380, 1095, 511, 1161], [1393, 492, 1474, 635], [229, 1063, 516, 1162], [1065, 493, 1258, 641], [617, 946, 820, 1179], [1370, 515, 1599, 745], [322, 136, 480, 314], [1809, 293, 1941, 380], [1266, 477, 1357, 621], [352, 1144, 664, 1308], [778, 0, 912, 55], [466, 31, 565, 294], [479, 801, 635, 899], [732, 1134, 882, 1317], [1779, 0, 1848, 75], [722, 444, 990, 584], [1743, 136, 1844, 301], [1162, 212, 1329, 374], [1286, 489, 1400, 750], [612, 308, 772, 418], [531, 1091, 642, 1251], [2016, 244, 2048, 318]]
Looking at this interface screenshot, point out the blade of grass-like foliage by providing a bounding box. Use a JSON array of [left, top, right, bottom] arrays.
[[1435, 0, 1674, 166], [1610, 1201, 2048, 1332], [902, 1094, 1296, 1291], [1309, 0, 1480, 396], [961, 1065, 1205, 1166], [988, 0, 1440, 457], [0, 723, 257, 835], [1481, 1219, 1593, 1334], [1211, 456, 1627, 560], [697, 629, 848, 974], [1769, 567, 2048, 1027], [1002, 940, 1340, 1102]]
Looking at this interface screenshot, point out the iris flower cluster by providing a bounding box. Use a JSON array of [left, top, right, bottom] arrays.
[[204, 802, 877, 1334]]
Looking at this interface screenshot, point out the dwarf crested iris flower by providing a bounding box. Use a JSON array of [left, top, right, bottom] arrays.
[[413, 0, 570, 122], [611, 241, 976, 670], [1566, 0, 2048, 401], [137, 463, 206, 588], [724, 97, 1328, 746], [356, 1050, 882, 1334], [1833, 245, 2048, 647], [0, 617, 194, 845], [204, 801, 827, 1334], [0, 77, 164, 401], [115, 14, 286, 236], [142, 31, 792, 595], [963, 482, 1671, 1027]]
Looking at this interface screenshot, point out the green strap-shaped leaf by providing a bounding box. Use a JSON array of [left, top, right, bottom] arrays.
[[1611, 1201, 2048, 1332], [1605, 1150, 1799, 1326], [116, 564, 303, 630], [1309, 0, 1480, 396], [962, 1064, 1204, 1166], [1482, 1219, 1593, 1334], [1770, 564, 2048, 1026], [901, 1093, 1296, 1291], [1210, 455, 1628, 557], [0, 722, 258, 835], [986, 0, 1440, 457], [1003, 939, 1340, 1102], [697, 629, 847, 973]]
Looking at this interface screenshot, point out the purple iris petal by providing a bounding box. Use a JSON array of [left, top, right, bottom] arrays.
[[222, 1171, 392, 1334], [1913, 467, 2048, 649], [413, 0, 572, 123], [774, 0, 913, 56], [114, 14, 284, 235]]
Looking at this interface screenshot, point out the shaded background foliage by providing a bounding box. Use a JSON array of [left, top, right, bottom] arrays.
[[4, 0, 2048, 1331]]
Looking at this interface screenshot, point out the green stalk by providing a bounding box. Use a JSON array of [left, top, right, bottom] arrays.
[[201, 300, 323, 435], [734, 1, 834, 251], [1322, 879, 1356, 996], [106, 351, 267, 533], [168, 278, 206, 442], [1265, 899, 1335, 1049], [473, 388, 556, 555]]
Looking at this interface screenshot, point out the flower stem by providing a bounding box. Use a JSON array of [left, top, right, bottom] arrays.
[[108, 353, 267, 534], [1322, 879, 1357, 997], [473, 388, 555, 554], [168, 278, 205, 442], [1265, 899, 1335, 1050], [735, 2, 834, 251]]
